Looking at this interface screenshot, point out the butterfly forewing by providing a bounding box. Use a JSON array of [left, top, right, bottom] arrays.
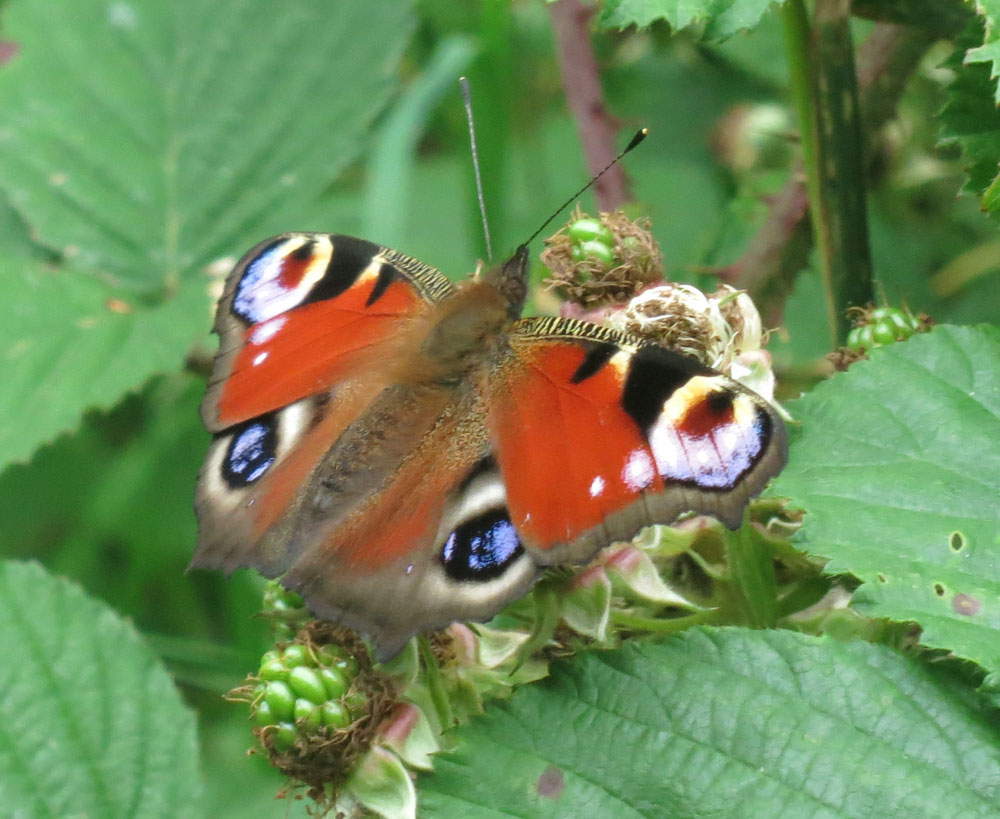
[[202, 233, 455, 431], [486, 317, 787, 564]]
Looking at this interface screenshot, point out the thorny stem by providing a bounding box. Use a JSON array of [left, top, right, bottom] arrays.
[[779, 0, 848, 347], [723, 22, 938, 330], [810, 0, 874, 343], [548, 0, 632, 210]]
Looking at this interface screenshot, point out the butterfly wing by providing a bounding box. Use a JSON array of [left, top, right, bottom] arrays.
[[194, 233, 456, 576], [276, 384, 538, 658], [202, 232, 455, 431], [486, 317, 788, 564], [195, 234, 786, 657]]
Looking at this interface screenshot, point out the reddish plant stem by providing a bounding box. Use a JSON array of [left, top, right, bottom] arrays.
[[548, 0, 631, 210]]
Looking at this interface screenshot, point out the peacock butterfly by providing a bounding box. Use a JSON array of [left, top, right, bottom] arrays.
[[191, 232, 787, 657]]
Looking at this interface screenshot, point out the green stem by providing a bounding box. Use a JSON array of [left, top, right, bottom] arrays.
[[781, 0, 820, 254], [417, 636, 453, 729], [725, 520, 778, 628], [515, 583, 563, 662], [465, 0, 514, 257], [781, 0, 833, 345], [611, 607, 723, 634], [781, 0, 874, 345], [814, 0, 874, 339]]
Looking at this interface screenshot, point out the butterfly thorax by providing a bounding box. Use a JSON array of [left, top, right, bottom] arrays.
[[410, 278, 513, 386]]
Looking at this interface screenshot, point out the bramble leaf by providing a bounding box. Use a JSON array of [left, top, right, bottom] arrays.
[[0, 560, 201, 817], [772, 325, 1000, 673], [940, 16, 1000, 214], [421, 629, 1000, 818], [0, 0, 412, 467], [599, 0, 782, 42]]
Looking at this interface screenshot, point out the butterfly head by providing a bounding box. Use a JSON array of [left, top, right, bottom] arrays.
[[483, 244, 529, 319]]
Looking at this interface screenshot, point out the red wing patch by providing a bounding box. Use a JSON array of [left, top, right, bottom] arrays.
[[488, 338, 663, 549], [300, 388, 462, 573], [217, 277, 426, 427], [202, 233, 455, 431]]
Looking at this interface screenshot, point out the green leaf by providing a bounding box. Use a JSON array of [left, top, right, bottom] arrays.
[[421, 629, 1000, 818], [940, 19, 1000, 213], [0, 376, 269, 661], [965, 0, 1000, 102], [0, 256, 210, 467], [0, 560, 201, 817], [0, 0, 413, 466], [363, 34, 477, 247], [598, 0, 783, 42], [350, 747, 418, 819], [0, 0, 413, 286], [772, 326, 1000, 673]]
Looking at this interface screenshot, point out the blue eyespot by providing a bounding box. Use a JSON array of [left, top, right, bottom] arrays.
[[221, 418, 277, 487], [441, 509, 522, 581], [232, 240, 288, 324]]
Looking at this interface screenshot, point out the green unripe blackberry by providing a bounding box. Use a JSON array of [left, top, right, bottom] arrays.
[[320, 701, 352, 729], [287, 665, 327, 703], [571, 239, 615, 265], [262, 582, 305, 612], [254, 698, 275, 727], [332, 655, 359, 678], [846, 306, 921, 352], [263, 681, 296, 722], [344, 689, 368, 713], [281, 644, 310, 668], [294, 698, 323, 732], [271, 721, 297, 752], [259, 659, 288, 681], [568, 218, 613, 246], [319, 666, 349, 699]]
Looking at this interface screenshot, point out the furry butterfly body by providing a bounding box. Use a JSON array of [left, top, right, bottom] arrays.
[[193, 233, 787, 657]]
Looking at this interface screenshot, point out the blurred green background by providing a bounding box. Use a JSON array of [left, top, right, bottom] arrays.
[[0, 0, 997, 813]]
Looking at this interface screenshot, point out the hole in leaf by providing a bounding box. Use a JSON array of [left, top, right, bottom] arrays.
[[949, 531, 967, 552], [934, 583, 945, 597]]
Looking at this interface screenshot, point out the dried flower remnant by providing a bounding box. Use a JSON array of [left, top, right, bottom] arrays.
[[542, 207, 663, 307]]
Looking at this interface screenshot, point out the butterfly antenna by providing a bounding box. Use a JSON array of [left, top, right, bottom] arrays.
[[524, 128, 649, 248], [460, 76, 493, 261]]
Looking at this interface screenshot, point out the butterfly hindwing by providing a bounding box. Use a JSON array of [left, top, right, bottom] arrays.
[[269, 386, 538, 659], [486, 317, 788, 564]]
